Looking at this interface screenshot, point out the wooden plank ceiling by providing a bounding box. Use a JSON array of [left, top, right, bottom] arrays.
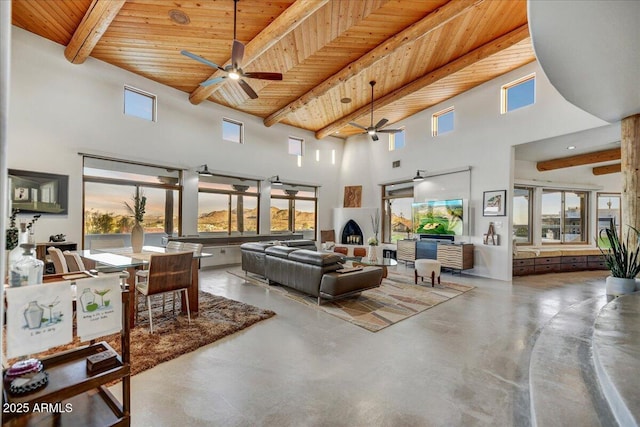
[[12, 0, 535, 140]]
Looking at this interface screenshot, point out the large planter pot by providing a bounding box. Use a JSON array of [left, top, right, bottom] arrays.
[[131, 223, 144, 253], [605, 276, 637, 297]]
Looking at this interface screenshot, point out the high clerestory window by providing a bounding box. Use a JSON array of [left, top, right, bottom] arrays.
[[198, 174, 260, 235], [83, 156, 181, 248], [432, 107, 454, 136], [222, 118, 244, 144], [389, 129, 406, 151], [501, 73, 535, 114], [124, 86, 156, 122]]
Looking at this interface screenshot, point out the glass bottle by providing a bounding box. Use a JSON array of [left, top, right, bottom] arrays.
[[79, 288, 96, 313], [10, 244, 44, 287], [24, 301, 44, 329]]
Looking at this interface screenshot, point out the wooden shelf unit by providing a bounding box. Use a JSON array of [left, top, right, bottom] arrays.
[[397, 240, 416, 264], [437, 244, 474, 273], [3, 291, 131, 427]]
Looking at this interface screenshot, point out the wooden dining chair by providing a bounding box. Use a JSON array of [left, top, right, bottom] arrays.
[[47, 247, 69, 274], [165, 241, 184, 251], [353, 247, 367, 258], [63, 251, 87, 272], [135, 251, 193, 333], [333, 246, 348, 256]]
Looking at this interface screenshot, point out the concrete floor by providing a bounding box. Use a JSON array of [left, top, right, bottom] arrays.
[[113, 265, 612, 427]]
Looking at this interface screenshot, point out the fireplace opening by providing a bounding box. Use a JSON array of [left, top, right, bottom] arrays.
[[341, 219, 363, 245]]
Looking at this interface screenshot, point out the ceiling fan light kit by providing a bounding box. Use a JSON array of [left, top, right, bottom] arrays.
[[181, 0, 282, 99], [349, 81, 402, 142]]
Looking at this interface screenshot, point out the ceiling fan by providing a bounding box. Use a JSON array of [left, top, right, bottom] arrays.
[[180, 0, 282, 99], [349, 81, 402, 141]]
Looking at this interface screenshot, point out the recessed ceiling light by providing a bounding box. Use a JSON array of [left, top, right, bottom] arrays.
[[567, 145, 576, 150], [340, 97, 352, 104], [169, 9, 190, 25]]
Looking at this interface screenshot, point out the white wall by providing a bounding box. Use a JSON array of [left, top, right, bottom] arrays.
[[339, 61, 610, 280], [8, 27, 344, 245]]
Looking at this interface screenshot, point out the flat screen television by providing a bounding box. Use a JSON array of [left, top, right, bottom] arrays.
[[412, 199, 463, 236], [8, 169, 69, 215]]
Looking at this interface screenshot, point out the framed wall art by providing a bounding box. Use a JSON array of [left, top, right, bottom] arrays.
[[343, 185, 362, 208], [483, 190, 506, 216], [9, 169, 69, 215]]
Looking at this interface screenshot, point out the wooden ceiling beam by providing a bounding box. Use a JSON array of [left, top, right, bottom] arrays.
[[593, 163, 622, 175], [537, 147, 621, 171], [315, 23, 530, 140], [188, 0, 329, 105], [64, 0, 126, 64], [263, 0, 484, 128]]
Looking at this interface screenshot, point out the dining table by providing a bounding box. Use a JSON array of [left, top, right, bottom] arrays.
[[80, 245, 212, 327]]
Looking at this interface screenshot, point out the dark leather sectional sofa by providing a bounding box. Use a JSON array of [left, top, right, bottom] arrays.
[[240, 240, 382, 304]]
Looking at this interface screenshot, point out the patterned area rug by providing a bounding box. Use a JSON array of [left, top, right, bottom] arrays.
[[6, 291, 275, 377], [228, 268, 473, 332]]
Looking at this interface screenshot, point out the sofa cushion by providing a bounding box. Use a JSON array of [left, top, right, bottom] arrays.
[[240, 242, 274, 253], [265, 246, 299, 259], [288, 249, 341, 266], [282, 239, 317, 250]]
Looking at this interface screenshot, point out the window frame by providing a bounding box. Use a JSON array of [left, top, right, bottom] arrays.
[[382, 181, 414, 243], [513, 186, 533, 246], [197, 174, 260, 235], [540, 189, 589, 245], [288, 136, 304, 156], [596, 192, 621, 248], [124, 85, 157, 122], [82, 156, 182, 247], [432, 106, 454, 137], [501, 73, 535, 114], [222, 117, 244, 144], [388, 128, 406, 151], [270, 184, 318, 238]]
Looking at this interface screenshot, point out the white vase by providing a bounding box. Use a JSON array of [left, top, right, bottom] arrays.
[[131, 222, 144, 253], [368, 245, 378, 263], [605, 276, 637, 297]]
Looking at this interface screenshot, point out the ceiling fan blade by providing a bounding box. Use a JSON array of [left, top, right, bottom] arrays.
[[374, 118, 388, 129], [200, 76, 227, 87], [238, 79, 258, 99], [181, 50, 225, 71], [242, 72, 283, 81], [377, 128, 402, 134], [371, 133, 379, 142], [231, 39, 245, 70], [349, 122, 368, 131]]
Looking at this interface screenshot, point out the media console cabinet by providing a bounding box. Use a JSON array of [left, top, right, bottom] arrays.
[[512, 247, 607, 276], [396, 239, 474, 273]]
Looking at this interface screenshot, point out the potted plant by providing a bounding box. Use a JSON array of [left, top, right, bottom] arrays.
[[125, 191, 146, 253], [598, 219, 640, 297]]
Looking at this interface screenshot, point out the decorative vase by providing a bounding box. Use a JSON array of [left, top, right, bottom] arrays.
[[368, 245, 378, 263], [605, 276, 637, 297], [131, 222, 144, 253]]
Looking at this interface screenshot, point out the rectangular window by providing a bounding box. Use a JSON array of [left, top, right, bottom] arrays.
[[198, 174, 259, 235], [382, 181, 414, 243], [597, 193, 621, 248], [288, 136, 304, 156], [541, 189, 588, 244], [222, 118, 244, 144], [83, 157, 181, 248], [124, 86, 156, 121], [501, 73, 535, 114], [388, 129, 406, 151], [432, 107, 454, 136], [513, 186, 533, 245], [270, 184, 317, 239]]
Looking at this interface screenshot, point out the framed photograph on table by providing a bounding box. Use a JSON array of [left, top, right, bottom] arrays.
[[483, 190, 506, 216]]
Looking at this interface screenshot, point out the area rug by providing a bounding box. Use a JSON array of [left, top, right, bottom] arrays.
[[6, 291, 275, 377], [227, 268, 473, 332]]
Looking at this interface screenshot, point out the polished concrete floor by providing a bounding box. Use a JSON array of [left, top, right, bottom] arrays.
[[113, 265, 612, 427]]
